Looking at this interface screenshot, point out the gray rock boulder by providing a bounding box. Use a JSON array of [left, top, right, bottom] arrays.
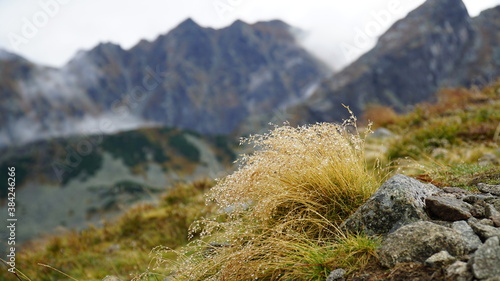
[[425, 196, 473, 221], [452, 220, 483, 252], [472, 236, 500, 280], [341, 174, 440, 236], [378, 221, 467, 268], [478, 183, 500, 196], [468, 217, 500, 240]]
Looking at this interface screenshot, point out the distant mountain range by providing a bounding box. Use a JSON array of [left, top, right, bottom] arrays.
[[0, 19, 328, 148]]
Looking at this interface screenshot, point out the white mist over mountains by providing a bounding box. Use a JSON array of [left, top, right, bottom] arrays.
[[0, 0, 498, 71]]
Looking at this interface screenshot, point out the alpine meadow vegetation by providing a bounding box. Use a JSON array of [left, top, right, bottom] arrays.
[[152, 113, 384, 281], [5, 81, 500, 281]]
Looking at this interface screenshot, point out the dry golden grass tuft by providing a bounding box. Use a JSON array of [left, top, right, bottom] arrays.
[[157, 115, 383, 280], [209, 119, 379, 234]]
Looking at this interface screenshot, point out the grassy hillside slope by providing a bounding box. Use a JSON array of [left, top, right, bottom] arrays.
[[3, 81, 500, 281]]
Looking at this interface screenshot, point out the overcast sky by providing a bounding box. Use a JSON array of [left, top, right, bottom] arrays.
[[0, 0, 499, 70]]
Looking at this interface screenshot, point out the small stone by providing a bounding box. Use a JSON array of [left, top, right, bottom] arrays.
[[326, 268, 346, 281], [485, 198, 500, 214], [452, 220, 483, 252], [464, 194, 495, 204], [485, 204, 500, 217], [443, 187, 471, 195], [484, 277, 500, 281], [485, 204, 500, 227], [370, 128, 394, 138], [446, 261, 473, 281], [438, 192, 461, 198], [472, 236, 500, 279], [492, 217, 500, 228], [425, 250, 456, 267], [471, 201, 487, 218], [480, 218, 495, 226], [468, 217, 500, 240], [425, 196, 473, 221], [477, 183, 500, 196]]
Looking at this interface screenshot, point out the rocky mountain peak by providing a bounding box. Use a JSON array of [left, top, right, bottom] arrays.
[[296, 0, 497, 124], [228, 19, 246, 28], [478, 4, 500, 17], [171, 17, 207, 38], [376, 0, 472, 54], [87, 42, 125, 60], [177, 17, 201, 29], [474, 4, 500, 27], [416, 0, 469, 20]]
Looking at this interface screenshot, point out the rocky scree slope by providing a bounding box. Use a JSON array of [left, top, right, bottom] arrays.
[[331, 174, 500, 281]]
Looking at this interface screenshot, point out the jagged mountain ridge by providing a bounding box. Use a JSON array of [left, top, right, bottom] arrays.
[[296, 0, 500, 123], [0, 19, 328, 148]]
